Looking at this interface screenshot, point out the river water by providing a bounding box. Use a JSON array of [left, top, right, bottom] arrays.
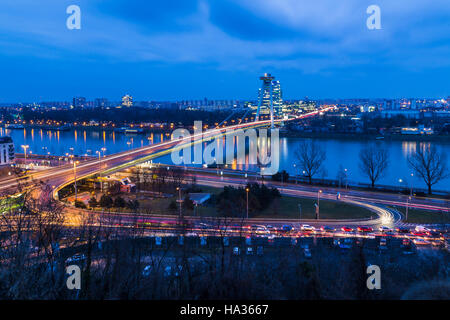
[[1, 127, 449, 192]]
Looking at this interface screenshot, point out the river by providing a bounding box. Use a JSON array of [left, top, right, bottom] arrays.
[[1, 127, 449, 192]]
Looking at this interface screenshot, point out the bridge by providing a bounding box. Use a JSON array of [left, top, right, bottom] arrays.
[[0, 108, 329, 198]]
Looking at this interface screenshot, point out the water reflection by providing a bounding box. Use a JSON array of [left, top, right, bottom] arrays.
[[1, 128, 449, 191]]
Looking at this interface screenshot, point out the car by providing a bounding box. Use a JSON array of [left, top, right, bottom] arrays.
[[379, 238, 387, 249], [266, 225, 276, 233], [341, 226, 354, 232], [256, 226, 268, 234], [233, 247, 240, 255], [303, 248, 312, 259], [338, 238, 353, 249], [412, 231, 428, 237], [395, 227, 410, 234], [142, 265, 152, 277], [427, 231, 442, 238], [281, 225, 293, 232], [65, 253, 86, 264], [320, 226, 335, 232], [357, 226, 373, 233], [379, 226, 392, 233], [413, 238, 431, 246], [257, 246, 264, 256], [415, 225, 430, 233], [401, 239, 412, 247], [301, 224, 315, 232], [246, 247, 254, 255]]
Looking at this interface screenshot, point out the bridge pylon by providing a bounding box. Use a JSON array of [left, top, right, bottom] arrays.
[[255, 73, 275, 129]]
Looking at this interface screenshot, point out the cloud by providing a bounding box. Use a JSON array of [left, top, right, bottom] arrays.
[[0, 0, 449, 76]]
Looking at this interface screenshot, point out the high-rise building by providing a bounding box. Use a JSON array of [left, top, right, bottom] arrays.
[[122, 94, 133, 107], [72, 97, 86, 108], [95, 98, 109, 108], [257, 73, 283, 117], [0, 137, 14, 166]]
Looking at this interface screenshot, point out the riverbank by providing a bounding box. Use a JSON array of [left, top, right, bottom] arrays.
[[281, 130, 450, 142]]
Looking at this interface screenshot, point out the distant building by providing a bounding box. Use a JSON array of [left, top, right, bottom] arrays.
[[401, 125, 434, 135], [95, 98, 109, 108], [257, 73, 283, 116], [0, 137, 15, 166], [122, 94, 133, 107], [72, 97, 87, 108]]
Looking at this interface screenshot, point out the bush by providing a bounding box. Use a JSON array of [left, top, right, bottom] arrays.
[[88, 197, 98, 208], [74, 200, 87, 209], [99, 195, 113, 208], [114, 196, 126, 208], [168, 200, 177, 211]]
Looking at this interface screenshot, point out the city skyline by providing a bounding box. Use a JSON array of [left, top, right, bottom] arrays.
[[0, 0, 450, 102]]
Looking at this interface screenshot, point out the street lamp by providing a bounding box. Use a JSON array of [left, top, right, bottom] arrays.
[[405, 196, 411, 221], [74, 160, 80, 202], [176, 187, 182, 218], [245, 187, 250, 219], [293, 164, 297, 184], [410, 173, 414, 197], [317, 190, 322, 219], [21, 145, 29, 164], [344, 168, 348, 190]]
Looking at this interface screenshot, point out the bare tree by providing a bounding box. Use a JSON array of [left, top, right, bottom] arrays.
[[359, 145, 389, 188], [294, 141, 326, 184], [407, 145, 448, 194]]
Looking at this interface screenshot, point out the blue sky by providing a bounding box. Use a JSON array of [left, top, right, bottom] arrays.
[[0, 0, 449, 102]]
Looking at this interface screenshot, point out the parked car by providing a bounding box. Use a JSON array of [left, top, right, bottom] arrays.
[[303, 248, 312, 259], [357, 226, 373, 233], [341, 226, 354, 232], [65, 253, 86, 264], [320, 225, 335, 232], [281, 225, 293, 232], [379, 226, 392, 233], [338, 238, 353, 249], [301, 224, 315, 232], [415, 225, 430, 233], [379, 238, 387, 249], [395, 227, 410, 234]]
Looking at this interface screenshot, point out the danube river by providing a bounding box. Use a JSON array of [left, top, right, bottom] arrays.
[[1, 127, 449, 192]]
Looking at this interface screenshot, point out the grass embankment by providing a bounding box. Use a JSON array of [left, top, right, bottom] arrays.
[[135, 186, 376, 220], [394, 207, 449, 224]]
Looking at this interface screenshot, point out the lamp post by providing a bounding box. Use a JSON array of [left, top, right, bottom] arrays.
[[410, 173, 414, 197], [293, 164, 297, 184], [246, 187, 250, 219], [344, 168, 348, 190], [176, 187, 182, 218], [317, 190, 322, 219], [96, 151, 103, 193], [74, 160, 79, 202], [101, 147, 106, 167], [405, 196, 411, 221], [21, 145, 29, 164]]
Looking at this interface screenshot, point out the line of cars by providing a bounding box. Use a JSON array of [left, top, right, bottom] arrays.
[[246, 224, 447, 246]]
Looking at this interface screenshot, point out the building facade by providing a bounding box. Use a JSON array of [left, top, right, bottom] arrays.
[[122, 94, 133, 107], [257, 73, 283, 116], [0, 137, 14, 166]]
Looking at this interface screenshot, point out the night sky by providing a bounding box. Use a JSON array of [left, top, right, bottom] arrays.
[[0, 0, 449, 101]]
